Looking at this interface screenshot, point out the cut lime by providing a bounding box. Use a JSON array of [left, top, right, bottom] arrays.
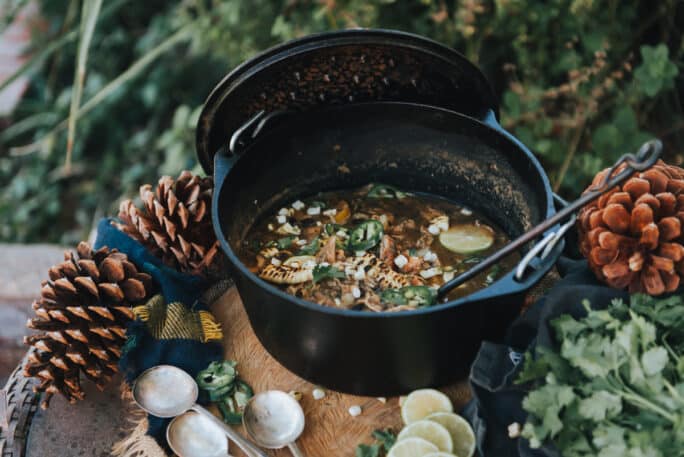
[[398, 420, 453, 452], [387, 437, 439, 457], [401, 389, 454, 425], [439, 224, 494, 254], [426, 413, 476, 457]]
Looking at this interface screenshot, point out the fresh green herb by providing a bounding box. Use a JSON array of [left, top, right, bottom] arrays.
[[276, 236, 295, 249], [367, 184, 407, 199], [297, 236, 320, 255], [485, 264, 503, 285], [309, 200, 326, 209], [380, 286, 437, 307], [348, 220, 384, 251], [355, 429, 397, 457], [518, 294, 684, 455], [324, 223, 347, 236], [312, 264, 346, 283]]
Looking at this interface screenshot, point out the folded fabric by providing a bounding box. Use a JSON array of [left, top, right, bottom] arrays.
[[94, 218, 225, 450], [462, 258, 629, 457]]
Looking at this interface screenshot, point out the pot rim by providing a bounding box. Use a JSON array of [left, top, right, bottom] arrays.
[[212, 101, 561, 319], [196, 28, 499, 174]]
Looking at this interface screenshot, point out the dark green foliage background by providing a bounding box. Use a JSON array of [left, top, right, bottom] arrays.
[[1, 0, 682, 243]]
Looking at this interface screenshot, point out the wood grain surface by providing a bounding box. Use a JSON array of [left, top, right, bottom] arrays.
[[211, 287, 473, 457]]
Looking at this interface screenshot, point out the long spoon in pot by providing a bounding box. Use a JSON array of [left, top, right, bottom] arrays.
[[437, 139, 663, 299], [133, 365, 269, 457], [243, 390, 306, 457]]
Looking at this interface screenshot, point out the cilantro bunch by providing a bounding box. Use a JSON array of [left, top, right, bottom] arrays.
[[518, 294, 684, 456]]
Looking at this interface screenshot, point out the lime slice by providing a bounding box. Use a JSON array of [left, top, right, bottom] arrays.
[[439, 224, 494, 254], [387, 437, 439, 457], [398, 420, 453, 452], [401, 389, 453, 425], [424, 453, 458, 457], [426, 412, 476, 457]]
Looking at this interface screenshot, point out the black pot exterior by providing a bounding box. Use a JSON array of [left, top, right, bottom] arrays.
[[210, 102, 561, 395]]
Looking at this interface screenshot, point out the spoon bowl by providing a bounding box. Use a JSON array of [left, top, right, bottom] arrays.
[[133, 365, 198, 418], [167, 410, 229, 457], [243, 390, 305, 455]]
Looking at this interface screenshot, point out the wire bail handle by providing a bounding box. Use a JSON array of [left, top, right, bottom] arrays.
[[437, 139, 663, 299]]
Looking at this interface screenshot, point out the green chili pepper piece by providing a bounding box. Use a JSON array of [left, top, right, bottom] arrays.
[[381, 286, 437, 307], [297, 236, 320, 255], [348, 220, 384, 251], [196, 361, 237, 391], [367, 184, 407, 199]]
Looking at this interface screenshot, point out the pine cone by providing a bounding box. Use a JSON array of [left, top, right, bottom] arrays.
[[24, 242, 154, 408], [115, 170, 220, 276], [577, 160, 684, 295]]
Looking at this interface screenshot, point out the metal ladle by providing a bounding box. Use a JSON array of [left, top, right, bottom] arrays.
[[132, 365, 270, 457], [243, 390, 306, 457]]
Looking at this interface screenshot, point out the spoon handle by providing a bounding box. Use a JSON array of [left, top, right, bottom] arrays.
[[287, 442, 306, 457], [191, 404, 270, 457]]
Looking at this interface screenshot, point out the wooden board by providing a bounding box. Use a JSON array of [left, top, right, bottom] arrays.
[[211, 287, 473, 457]]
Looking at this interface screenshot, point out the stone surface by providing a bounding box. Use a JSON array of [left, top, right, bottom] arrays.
[[25, 375, 128, 457], [0, 244, 65, 386]]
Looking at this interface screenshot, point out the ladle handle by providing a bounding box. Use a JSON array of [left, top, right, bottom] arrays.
[[287, 442, 306, 457], [191, 404, 270, 457]]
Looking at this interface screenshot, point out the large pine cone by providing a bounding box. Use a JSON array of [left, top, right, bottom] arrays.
[[578, 160, 684, 295], [24, 242, 154, 408], [115, 171, 220, 276]]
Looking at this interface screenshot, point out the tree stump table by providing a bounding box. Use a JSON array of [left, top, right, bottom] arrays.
[[5, 272, 558, 456]]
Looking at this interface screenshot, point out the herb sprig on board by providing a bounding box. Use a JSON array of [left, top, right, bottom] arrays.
[[517, 294, 684, 456], [356, 429, 397, 457]]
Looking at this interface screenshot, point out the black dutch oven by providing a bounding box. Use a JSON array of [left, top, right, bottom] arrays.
[[197, 29, 564, 396]]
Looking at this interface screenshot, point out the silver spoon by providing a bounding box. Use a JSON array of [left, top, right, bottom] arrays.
[[167, 410, 229, 457], [133, 365, 269, 457], [243, 390, 306, 457]]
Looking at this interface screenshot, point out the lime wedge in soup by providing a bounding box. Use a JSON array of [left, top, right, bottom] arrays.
[[439, 223, 494, 254]]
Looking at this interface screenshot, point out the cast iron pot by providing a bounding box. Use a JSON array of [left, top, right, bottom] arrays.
[[209, 100, 562, 396]]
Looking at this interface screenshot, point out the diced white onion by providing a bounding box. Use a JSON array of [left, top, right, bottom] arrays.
[[353, 269, 365, 280], [348, 405, 362, 417], [420, 267, 442, 279], [323, 209, 337, 217], [270, 258, 282, 266], [351, 286, 361, 298], [428, 224, 440, 235], [292, 200, 305, 210], [394, 254, 408, 268], [423, 251, 438, 262], [278, 207, 289, 216], [313, 388, 326, 400], [307, 206, 321, 216], [276, 215, 287, 224], [461, 208, 473, 216]]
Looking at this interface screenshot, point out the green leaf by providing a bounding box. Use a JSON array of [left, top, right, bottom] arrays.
[[355, 444, 380, 457], [578, 391, 622, 421], [634, 44, 679, 97], [642, 347, 669, 376], [297, 236, 320, 255], [371, 429, 397, 452], [312, 264, 345, 284], [276, 236, 295, 249]]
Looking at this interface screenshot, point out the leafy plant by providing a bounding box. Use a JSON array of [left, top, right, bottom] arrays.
[[312, 264, 346, 284], [1, 0, 682, 243], [518, 294, 684, 456]]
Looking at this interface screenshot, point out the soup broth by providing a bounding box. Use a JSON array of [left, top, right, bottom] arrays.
[[240, 184, 518, 311]]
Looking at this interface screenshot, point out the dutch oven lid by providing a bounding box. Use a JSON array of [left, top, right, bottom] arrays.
[[196, 28, 499, 173]]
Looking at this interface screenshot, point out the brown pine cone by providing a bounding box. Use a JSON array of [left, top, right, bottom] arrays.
[[115, 170, 221, 276], [577, 159, 684, 295], [24, 242, 154, 408]]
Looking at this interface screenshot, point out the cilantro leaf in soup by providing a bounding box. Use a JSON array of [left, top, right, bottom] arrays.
[[312, 264, 345, 283]]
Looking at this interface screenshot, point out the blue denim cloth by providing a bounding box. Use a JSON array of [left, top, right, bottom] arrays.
[[462, 258, 629, 457], [94, 218, 223, 445]]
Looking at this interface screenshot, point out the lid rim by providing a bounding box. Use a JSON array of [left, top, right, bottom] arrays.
[[196, 28, 499, 174]]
